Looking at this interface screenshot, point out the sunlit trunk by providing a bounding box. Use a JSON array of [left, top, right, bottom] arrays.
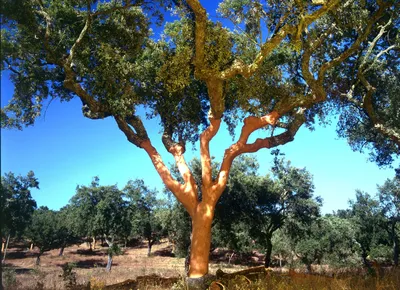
[[30, 243, 34, 251], [1, 234, 10, 264], [93, 236, 96, 250], [188, 202, 214, 278]]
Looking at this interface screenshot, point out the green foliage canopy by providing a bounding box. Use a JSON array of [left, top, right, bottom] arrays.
[[1, 171, 38, 238], [1, 0, 398, 165]]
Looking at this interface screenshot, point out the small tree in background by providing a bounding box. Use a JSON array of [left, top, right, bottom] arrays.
[[69, 177, 130, 271], [56, 205, 82, 256], [349, 191, 389, 267], [213, 154, 321, 268], [25, 207, 62, 266], [125, 179, 165, 256], [91, 185, 129, 271], [1, 171, 38, 263], [377, 177, 400, 266]]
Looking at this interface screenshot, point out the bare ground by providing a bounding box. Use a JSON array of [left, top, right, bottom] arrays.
[[2, 240, 262, 289]]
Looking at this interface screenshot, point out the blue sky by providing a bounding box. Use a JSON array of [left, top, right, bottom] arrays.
[[1, 2, 399, 214]]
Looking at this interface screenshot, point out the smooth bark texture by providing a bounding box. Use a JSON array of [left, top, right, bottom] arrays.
[[188, 202, 214, 278]]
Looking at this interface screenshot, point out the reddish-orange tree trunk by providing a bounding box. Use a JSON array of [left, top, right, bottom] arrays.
[[188, 202, 214, 277]]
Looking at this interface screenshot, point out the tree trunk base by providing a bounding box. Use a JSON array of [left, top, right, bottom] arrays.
[[186, 274, 214, 290]]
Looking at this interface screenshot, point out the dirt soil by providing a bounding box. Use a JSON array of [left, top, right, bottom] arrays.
[[2, 240, 265, 289]]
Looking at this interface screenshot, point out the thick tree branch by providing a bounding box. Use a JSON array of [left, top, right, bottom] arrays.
[[212, 111, 282, 201], [63, 70, 110, 119], [161, 128, 197, 198], [240, 115, 304, 153], [114, 115, 148, 147], [200, 116, 221, 191], [115, 116, 197, 216], [140, 140, 197, 217]]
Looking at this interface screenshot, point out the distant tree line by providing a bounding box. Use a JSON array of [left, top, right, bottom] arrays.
[[1, 156, 399, 273]]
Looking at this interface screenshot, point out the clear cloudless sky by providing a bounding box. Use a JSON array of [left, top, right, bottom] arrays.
[[1, 1, 399, 214]]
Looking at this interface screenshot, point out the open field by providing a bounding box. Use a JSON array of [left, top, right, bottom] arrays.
[[1, 240, 258, 289], [2, 240, 400, 289]]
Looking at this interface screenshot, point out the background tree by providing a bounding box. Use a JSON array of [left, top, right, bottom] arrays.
[[69, 177, 130, 271], [213, 154, 321, 267], [288, 217, 324, 273], [1, 0, 399, 283], [320, 215, 361, 268], [1, 171, 38, 263], [69, 177, 102, 250], [25, 207, 63, 266], [56, 205, 82, 256], [377, 177, 400, 266], [255, 154, 320, 268], [124, 179, 165, 256], [165, 202, 192, 260], [349, 191, 389, 267], [90, 184, 129, 271]]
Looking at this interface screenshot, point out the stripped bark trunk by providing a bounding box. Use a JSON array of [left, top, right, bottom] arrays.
[[1, 234, 10, 264], [188, 202, 214, 279]]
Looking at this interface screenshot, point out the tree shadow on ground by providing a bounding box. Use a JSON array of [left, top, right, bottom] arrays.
[[74, 249, 104, 256], [67, 259, 115, 269], [152, 245, 175, 257], [4, 250, 37, 260], [2, 265, 32, 275]]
